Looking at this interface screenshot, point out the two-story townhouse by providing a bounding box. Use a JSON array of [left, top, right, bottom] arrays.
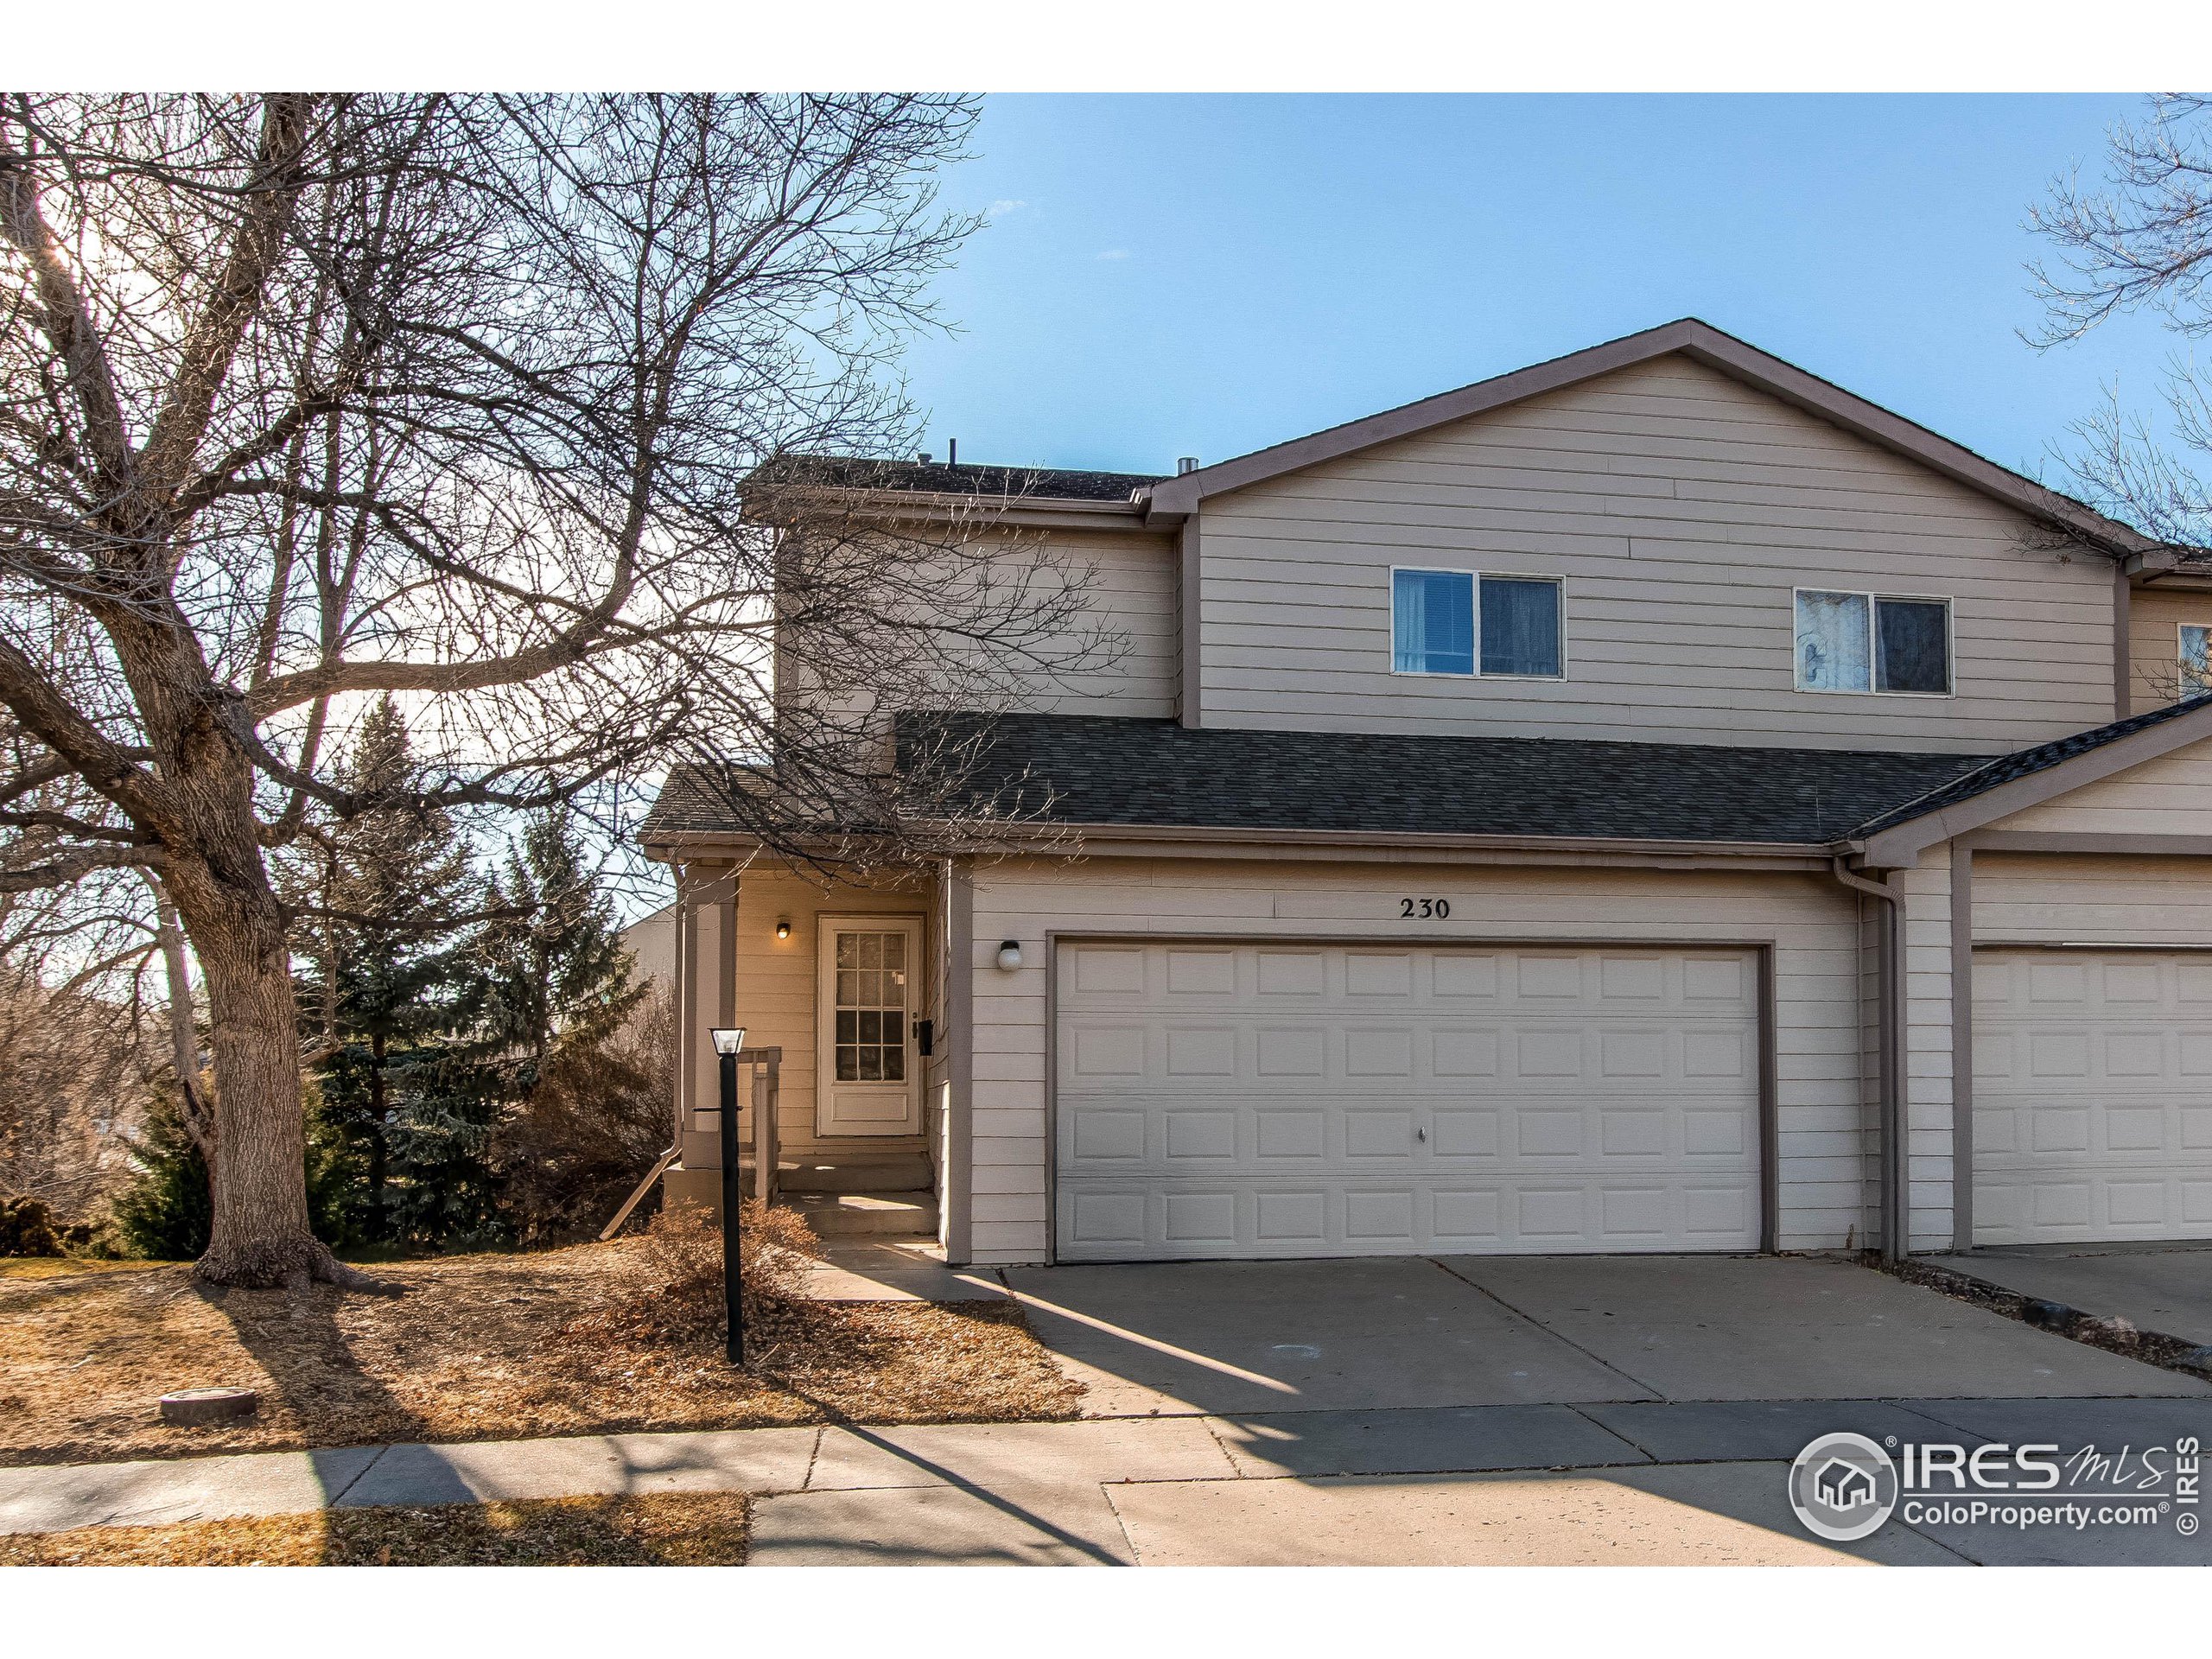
[[639, 318, 2212, 1268]]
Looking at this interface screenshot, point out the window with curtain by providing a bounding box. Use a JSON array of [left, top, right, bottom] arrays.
[[1391, 568, 1474, 674], [1478, 576, 1563, 677], [1874, 599, 1950, 695], [1796, 590, 1872, 691], [1796, 590, 1950, 696]]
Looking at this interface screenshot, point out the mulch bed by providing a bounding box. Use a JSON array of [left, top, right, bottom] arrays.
[[1873, 1252, 2212, 1381], [0, 1491, 752, 1566], [0, 1237, 1082, 1467]]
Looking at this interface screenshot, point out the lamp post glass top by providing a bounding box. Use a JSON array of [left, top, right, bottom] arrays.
[[710, 1027, 747, 1056]]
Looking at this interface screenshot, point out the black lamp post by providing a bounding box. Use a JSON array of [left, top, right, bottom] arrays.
[[709, 1026, 747, 1365]]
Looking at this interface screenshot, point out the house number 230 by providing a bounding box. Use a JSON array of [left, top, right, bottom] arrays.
[[1400, 898, 1451, 918]]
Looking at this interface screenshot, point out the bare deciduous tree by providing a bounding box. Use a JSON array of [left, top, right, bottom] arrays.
[[2031, 92, 2212, 582], [0, 92, 1098, 1286]]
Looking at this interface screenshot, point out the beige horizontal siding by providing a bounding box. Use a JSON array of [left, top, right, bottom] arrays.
[[1195, 356, 2113, 750], [1897, 850, 1956, 1252], [677, 868, 933, 1165], [2129, 584, 2212, 715], [1001, 527, 1176, 716], [1974, 852, 2212, 944], [962, 855, 1870, 1264], [1987, 739, 2212, 835], [780, 525, 1177, 728]]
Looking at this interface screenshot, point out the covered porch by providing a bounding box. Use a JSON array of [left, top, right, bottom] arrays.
[[656, 857, 957, 1249]]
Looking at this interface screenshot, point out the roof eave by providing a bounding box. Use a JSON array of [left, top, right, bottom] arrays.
[[1856, 697, 2212, 868], [741, 486, 1149, 533], [641, 818, 1846, 870], [1141, 318, 2152, 556]]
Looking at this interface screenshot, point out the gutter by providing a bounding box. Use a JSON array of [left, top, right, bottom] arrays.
[[1830, 857, 1908, 1263], [643, 822, 1840, 867]]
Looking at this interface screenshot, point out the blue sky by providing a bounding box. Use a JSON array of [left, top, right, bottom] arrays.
[[899, 94, 2177, 488]]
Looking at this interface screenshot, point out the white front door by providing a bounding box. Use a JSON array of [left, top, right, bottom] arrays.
[[816, 917, 925, 1136], [1055, 940, 1762, 1262]]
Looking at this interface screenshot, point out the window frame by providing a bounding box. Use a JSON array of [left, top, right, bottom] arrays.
[[1388, 564, 1567, 682], [2177, 621, 2212, 701], [1790, 586, 1955, 699]]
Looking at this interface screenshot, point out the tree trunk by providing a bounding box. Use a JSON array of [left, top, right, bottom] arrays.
[[151, 882, 214, 1168], [181, 875, 330, 1287]]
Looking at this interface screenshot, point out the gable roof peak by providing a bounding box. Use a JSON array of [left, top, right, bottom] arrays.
[[1139, 318, 2151, 556]]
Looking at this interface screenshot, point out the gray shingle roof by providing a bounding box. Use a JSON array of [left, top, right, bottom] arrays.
[[641, 703, 2212, 851], [888, 714, 1994, 845], [637, 761, 771, 842]]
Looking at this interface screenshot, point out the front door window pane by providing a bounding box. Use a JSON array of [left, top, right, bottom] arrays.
[[1796, 590, 1871, 691], [832, 929, 909, 1084]]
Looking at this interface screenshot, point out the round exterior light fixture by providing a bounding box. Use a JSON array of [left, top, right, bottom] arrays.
[[995, 940, 1023, 971], [709, 1027, 747, 1056], [775, 918, 791, 940]]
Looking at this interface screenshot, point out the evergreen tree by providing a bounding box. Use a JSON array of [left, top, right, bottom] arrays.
[[293, 696, 485, 1243], [478, 808, 644, 1084], [481, 810, 658, 1243]]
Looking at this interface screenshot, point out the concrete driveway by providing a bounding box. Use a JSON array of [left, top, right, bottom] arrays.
[[1001, 1253, 2209, 1417], [1924, 1243, 2212, 1350]]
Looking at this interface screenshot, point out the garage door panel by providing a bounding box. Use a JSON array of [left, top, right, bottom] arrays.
[[1974, 947, 2212, 1245], [1057, 942, 1762, 1260]]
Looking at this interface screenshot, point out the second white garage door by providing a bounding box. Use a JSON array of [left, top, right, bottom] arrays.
[[1054, 941, 1763, 1261], [1974, 948, 2212, 1245]]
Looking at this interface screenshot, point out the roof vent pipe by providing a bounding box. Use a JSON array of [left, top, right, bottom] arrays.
[[1177, 456, 1198, 474], [947, 438, 957, 467]]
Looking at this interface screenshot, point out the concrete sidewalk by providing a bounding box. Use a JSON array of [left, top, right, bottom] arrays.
[[5, 1395, 2208, 1565]]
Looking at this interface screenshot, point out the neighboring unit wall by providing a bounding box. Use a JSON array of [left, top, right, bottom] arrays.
[[779, 524, 1178, 729], [1192, 355, 2114, 751], [961, 855, 1869, 1264], [2127, 582, 2212, 714]]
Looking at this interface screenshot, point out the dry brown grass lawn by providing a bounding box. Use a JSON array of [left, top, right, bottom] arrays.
[[0, 1491, 750, 1565], [0, 1236, 1081, 1467]]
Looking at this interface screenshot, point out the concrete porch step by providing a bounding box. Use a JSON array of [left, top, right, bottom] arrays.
[[779, 1154, 934, 1196], [782, 1192, 938, 1239]]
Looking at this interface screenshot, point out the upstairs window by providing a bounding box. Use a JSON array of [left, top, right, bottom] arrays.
[[2181, 624, 2212, 699], [1795, 589, 1951, 696], [1392, 569, 1562, 678], [1391, 569, 1474, 675]]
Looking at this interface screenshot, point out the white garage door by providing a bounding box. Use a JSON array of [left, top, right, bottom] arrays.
[[1054, 941, 1763, 1261], [1974, 949, 2212, 1245]]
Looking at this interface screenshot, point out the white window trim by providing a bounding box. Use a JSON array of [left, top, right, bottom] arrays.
[[1388, 564, 1567, 681], [1791, 586, 1955, 699], [814, 913, 925, 1138], [2177, 621, 2212, 696]]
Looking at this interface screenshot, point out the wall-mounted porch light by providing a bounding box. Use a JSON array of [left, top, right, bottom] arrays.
[[996, 940, 1023, 971], [774, 918, 791, 940]]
